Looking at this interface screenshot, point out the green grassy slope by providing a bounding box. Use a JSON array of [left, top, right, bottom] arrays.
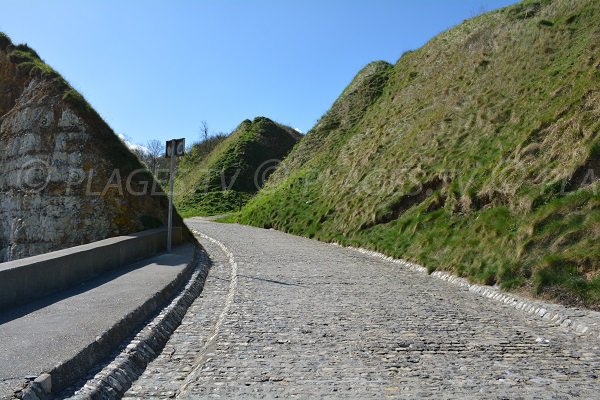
[[174, 117, 300, 217], [240, 0, 600, 309]]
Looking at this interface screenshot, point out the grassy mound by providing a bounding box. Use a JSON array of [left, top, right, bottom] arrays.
[[174, 117, 300, 217], [240, 0, 600, 309]]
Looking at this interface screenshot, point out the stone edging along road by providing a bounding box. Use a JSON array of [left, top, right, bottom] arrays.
[[175, 231, 238, 399], [54, 232, 236, 400], [338, 244, 600, 341], [52, 245, 212, 400]]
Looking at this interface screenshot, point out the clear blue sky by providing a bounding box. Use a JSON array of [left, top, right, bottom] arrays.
[[1, 0, 517, 148]]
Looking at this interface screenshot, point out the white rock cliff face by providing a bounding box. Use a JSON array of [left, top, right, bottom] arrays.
[[0, 78, 110, 261], [0, 40, 172, 262]]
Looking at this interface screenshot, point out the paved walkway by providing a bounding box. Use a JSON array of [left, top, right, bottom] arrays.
[[0, 244, 194, 398], [125, 221, 600, 399]]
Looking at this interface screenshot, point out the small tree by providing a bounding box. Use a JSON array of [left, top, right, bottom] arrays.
[[146, 139, 163, 175], [200, 120, 209, 142]]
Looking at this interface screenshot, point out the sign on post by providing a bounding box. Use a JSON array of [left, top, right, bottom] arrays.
[[166, 138, 186, 158], [166, 138, 185, 252]]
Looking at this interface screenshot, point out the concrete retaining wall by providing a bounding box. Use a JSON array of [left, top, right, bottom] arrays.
[[0, 227, 184, 311]]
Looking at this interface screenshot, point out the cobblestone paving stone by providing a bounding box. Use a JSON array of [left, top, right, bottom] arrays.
[[124, 221, 600, 399]]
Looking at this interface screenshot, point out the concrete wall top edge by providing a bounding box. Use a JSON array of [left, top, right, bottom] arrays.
[[0, 227, 182, 272]]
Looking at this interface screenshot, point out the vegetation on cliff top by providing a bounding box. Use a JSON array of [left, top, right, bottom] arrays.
[[0, 32, 186, 235], [240, 0, 600, 309], [0, 33, 142, 173], [174, 117, 300, 217]]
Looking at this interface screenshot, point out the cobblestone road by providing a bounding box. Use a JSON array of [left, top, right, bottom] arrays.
[[124, 220, 600, 399]]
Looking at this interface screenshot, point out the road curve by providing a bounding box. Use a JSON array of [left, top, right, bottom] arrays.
[[125, 220, 600, 399]]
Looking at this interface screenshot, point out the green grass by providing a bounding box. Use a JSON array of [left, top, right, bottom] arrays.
[[240, 0, 600, 309], [174, 116, 300, 217], [182, 134, 228, 169], [0, 35, 108, 124], [213, 212, 241, 223], [177, 191, 253, 218], [12, 54, 59, 81]]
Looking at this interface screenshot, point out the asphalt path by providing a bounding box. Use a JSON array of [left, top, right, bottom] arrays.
[[0, 244, 193, 398]]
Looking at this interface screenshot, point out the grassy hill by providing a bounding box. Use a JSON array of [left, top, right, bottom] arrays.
[[240, 0, 600, 309], [174, 117, 300, 217]]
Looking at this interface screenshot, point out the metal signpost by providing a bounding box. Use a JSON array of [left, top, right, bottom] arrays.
[[166, 138, 185, 252]]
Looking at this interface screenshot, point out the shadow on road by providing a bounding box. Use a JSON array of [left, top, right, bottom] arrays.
[[238, 274, 304, 287]]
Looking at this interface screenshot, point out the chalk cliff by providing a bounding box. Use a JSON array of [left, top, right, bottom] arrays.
[[0, 33, 177, 261]]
